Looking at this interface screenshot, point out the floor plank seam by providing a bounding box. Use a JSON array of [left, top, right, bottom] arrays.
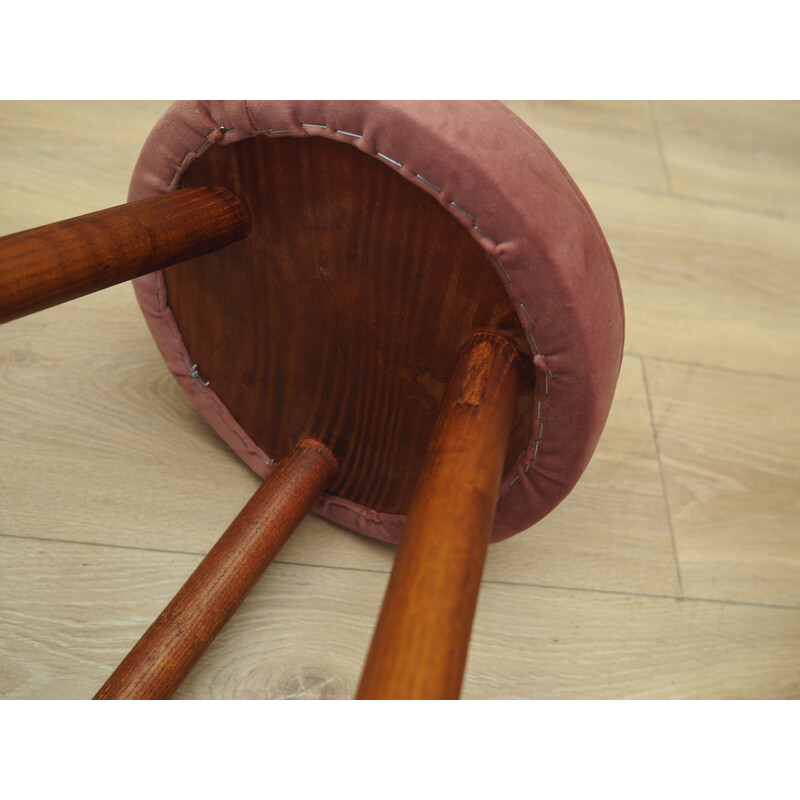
[[647, 101, 674, 194], [571, 168, 796, 222], [480, 577, 800, 612], [639, 355, 684, 597], [4, 532, 799, 612], [627, 351, 800, 386], [667, 190, 796, 221], [0, 531, 207, 560]]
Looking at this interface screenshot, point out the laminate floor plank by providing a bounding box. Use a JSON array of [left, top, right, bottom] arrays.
[[0, 286, 262, 557], [581, 179, 800, 380], [465, 581, 800, 700], [0, 537, 380, 700], [503, 100, 669, 193], [644, 359, 800, 608], [2, 536, 797, 700], [0, 100, 172, 231], [652, 100, 800, 218]]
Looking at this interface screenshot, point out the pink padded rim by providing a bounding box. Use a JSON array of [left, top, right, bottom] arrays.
[[130, 100, 624, 543]]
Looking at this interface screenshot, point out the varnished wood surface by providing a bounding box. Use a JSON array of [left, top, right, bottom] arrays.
[[0, 187, 248, 323], [357, 333, 520, 699], [1, 101, 800, 699], [94, 439, 337, 700], [166, 134, 533, 514]]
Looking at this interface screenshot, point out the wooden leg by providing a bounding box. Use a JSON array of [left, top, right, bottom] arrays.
[[0, 186, 248, 324], [94, 439, 337, 700], [356, 332, 521, 699]]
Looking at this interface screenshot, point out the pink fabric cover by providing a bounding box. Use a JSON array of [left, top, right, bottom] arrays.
[[130, 101, 624, 544]]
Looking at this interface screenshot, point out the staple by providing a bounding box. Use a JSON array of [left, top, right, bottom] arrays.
[[155, 271, 164, 313], [519, 303, 536, 327], [529, 332, 540, 354], [337, 129, 363, 138], [534, 440, 540, 460], [545, 373, 549, 395], [473, 225, 496, 244], [377, 152, 403, 168], [497, 258, 512, 283], [416, 173, 442, 192], [189, 363, 210, 388], [218, 126, 234, 133], [179, 151, 192, 168], [524, 462, 531, 474], [537, 420, 544, 440], [196, 140, 212, 154], [537, 398, 541, 419], [302, 123, 327, 129], [265, 128, 290, 134], [508, 475, 520, 487], [450, 201, 475, 221]]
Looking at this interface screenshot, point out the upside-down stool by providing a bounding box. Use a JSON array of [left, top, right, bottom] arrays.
[[0, 101, 624, 699]]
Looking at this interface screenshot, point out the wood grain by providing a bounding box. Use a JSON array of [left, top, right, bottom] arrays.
[[357, 333, 520, 699], [0, 187, 248, 323], [94, 439, 337, 700], [165, 134, 534, 514]]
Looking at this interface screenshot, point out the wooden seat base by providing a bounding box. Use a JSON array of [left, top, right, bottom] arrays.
[[163, 134, 534, 516]]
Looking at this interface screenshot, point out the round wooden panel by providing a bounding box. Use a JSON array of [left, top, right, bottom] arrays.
[[164, 135, 534, 514]]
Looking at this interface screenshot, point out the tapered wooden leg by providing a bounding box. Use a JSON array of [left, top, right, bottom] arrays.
[[356, 332, 521, 699], [94, 439, 337, 700], [0, 186, 248, 324]]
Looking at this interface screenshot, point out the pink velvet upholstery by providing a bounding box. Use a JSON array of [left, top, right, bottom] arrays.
[[130, 101, 624, 543]]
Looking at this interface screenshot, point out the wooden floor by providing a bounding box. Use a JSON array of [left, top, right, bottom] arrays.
[[1, 101, 798, 700]]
